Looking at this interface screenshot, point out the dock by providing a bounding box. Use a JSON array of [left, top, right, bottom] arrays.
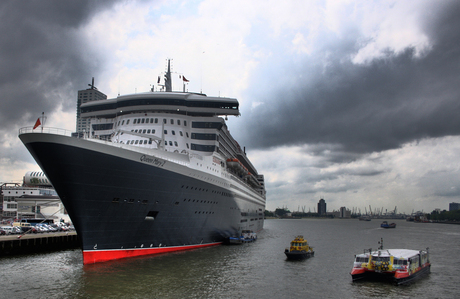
[[0, 232, 80, 256]]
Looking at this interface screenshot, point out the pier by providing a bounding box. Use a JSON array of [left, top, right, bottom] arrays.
[[0, 232, 80, 256]]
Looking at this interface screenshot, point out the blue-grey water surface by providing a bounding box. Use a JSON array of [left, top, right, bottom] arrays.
[[1, 218, 459, 298]]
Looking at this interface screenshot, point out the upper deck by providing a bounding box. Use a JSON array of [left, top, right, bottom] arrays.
[[80, 92, 240, 118]]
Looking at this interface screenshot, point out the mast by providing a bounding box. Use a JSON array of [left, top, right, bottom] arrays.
[[165, 59, 172, 92]]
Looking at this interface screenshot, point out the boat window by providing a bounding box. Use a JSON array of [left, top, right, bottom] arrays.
[[163, 119, 167, 124], [144, 140, 148, 144], [169, 141, 173, 146], [184, 121, 187, 126], [147, 129, 151, 133], [186, 143, 189, 149], [135, 140, 139, 144], [165, 141, 167, 145], [355, 257, 369, 263], [155, 118, 158, 123], [152, 129, 155, 133], [143, 129, 146, 134], [142, 118, 145, 123], [164, 130, 167, 134], [180, 131, 183, 136], [172, 130, 175, 135], [174, 141, 178, 146], [122, 120, 125, 125], [177, 120, 181, 125], [171, 119, 174, 124], [126, 119, 130, 124], [186, 132, 189, 138], [134, 119, 137, 124]]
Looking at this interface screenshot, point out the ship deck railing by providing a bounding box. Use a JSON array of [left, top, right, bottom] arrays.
[[19, 127, 74, 137], [19, 126, 190, 166]]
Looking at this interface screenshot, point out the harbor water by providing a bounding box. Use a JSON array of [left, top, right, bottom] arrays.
[[1, 218, 459, 298]]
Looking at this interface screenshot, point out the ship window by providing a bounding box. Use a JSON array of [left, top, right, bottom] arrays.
[[174, 141, 178, 146], [169, 141, 173, 146], [144, 140, 148, 144], [177, 120, 181, 125], [163, 119, 167, 124], [184, 121, 187, 126], [186, 132, 189, 138], [134, 119, 137, 124], [142, 200, 148, 204], [147, 129, 151, 133], [180, 131, 183, 136], [112, 198, 120, 203], [127, 120, 130, 124], [135, 140, 139, 144], [143, 129, 146, 134], [122, 120, 125, 126], [186, 143, 189, 149], [170, 119, 174, 124], [128, 198, 135, 203], [172, 130, 175, 135], [142, 118, 145, 123], [145, 211, 158, 220], [164, 130, 167, 134], [149, 140, 152, 144], [152, 129, 155, 133], [155, 118, 158, 123], [165, 141, 167, 145]]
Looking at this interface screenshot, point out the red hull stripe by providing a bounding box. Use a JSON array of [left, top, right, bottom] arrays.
[[83, 242, 222, 264]]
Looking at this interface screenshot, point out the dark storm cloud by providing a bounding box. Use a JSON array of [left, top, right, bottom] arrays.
[[0, 0, 120, 131], [241, 1, 460, 160]]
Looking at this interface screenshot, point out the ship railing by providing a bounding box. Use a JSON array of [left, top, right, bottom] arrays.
[[19, 126, 74, 137], [228, 172, 265, 197]]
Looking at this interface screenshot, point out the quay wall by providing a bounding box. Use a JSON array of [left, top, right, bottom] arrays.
[[0, 232, 80, 256]]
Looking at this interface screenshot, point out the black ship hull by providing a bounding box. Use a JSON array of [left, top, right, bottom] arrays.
[[19, 132, 264, 264]]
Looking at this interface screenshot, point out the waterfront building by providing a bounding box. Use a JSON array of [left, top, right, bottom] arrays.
[[340, 206, 351, 218], [449, 202, 460, 211], [0, 172, 70, 223], [317, 198, 326, 216], [76, 78, 107, 134]]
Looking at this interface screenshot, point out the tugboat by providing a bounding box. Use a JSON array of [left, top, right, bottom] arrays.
[[350, 238, 430, 285], [381, 221, 396, 228], [284, 235, 314, 260]]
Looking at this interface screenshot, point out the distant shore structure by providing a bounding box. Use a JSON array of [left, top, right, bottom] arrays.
[[317, 198, 326, 216], [449, 202, 460, 211], [76, 78, 107, 134]]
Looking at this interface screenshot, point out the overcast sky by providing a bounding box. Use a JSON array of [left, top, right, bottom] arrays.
[[1, 0, 460, 214]]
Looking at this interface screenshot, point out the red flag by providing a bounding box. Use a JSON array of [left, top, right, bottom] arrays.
[[183, 76, 189, 82], [33, 118, 41, 130]]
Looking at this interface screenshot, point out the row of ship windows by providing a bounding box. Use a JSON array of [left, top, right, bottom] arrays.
[[112, 198, 149, 204], [240, 218, 263, 222], [181, 185, 230, 197], [118, 118, 188, 127], [183, 198, 218, 204], [122, 139, 186, 148]]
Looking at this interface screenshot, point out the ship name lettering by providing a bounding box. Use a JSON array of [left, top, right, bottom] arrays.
[[140, 155, 166, 167]]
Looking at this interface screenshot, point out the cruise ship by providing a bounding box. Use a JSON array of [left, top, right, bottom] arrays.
[[18, 61, 266, 264]]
